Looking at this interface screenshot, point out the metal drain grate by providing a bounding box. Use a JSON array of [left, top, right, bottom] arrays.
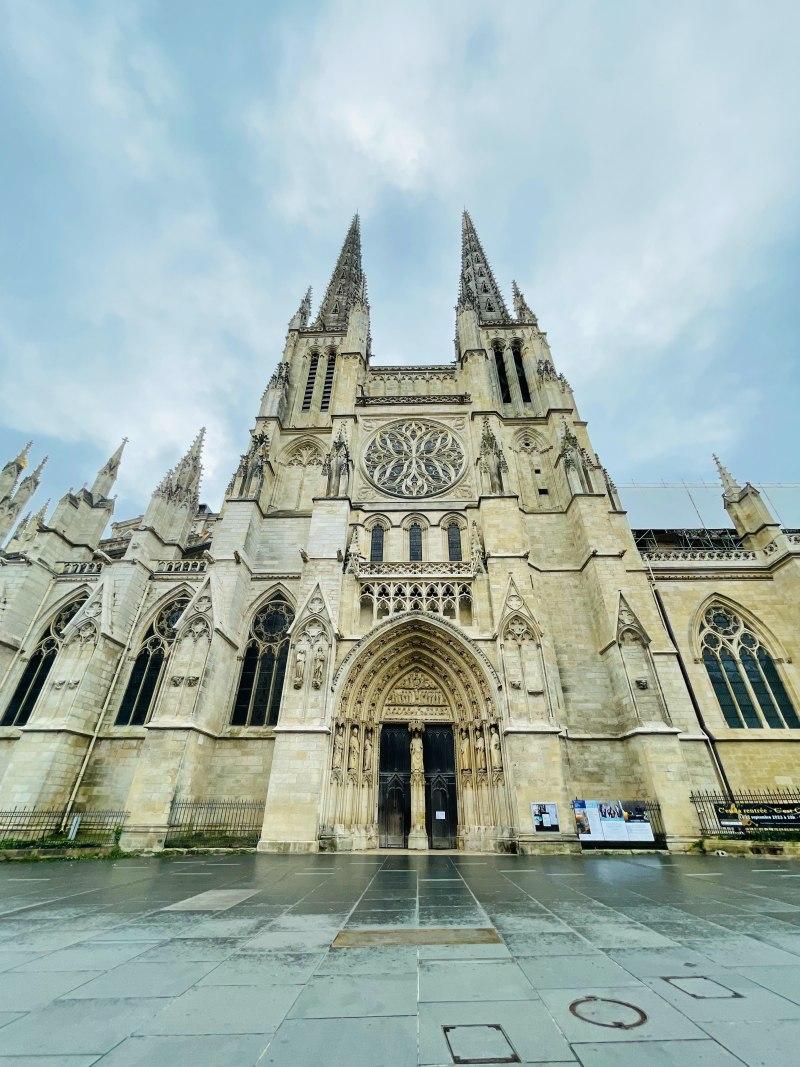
[[444, 1024, 520, 1064], [331, 926, 502, 948]]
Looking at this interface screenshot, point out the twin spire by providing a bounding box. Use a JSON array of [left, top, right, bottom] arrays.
[[459, 211, 537, 328], [292, 210, 535, 336]]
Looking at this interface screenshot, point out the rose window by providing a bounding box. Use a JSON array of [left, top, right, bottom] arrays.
[[363, 420, 465, 498]]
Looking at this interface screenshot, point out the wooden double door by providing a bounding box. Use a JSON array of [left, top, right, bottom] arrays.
[[377, 724, 457, 849]]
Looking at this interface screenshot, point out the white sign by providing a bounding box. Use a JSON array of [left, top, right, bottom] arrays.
[[530, 802, 560, 833], [572, 799, 655, 844], [435, 811, 446, 820]]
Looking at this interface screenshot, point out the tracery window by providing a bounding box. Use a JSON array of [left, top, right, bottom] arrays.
[[700, 605, 799, 729], [302, 352, 319, 411], [231, 595, 294, 727], [363, 420, 465, 498], [447, 522, 463, 562], [115, 595, 190, 727], [1, 596, 87, 728], [409, 522, 423, 562], [370, 523, 385, 562]]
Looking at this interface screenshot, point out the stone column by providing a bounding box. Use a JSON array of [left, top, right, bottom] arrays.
[[407, 722, 428, 850]]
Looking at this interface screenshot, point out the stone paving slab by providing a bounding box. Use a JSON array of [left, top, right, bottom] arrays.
[[1, 853, 800, 1063]]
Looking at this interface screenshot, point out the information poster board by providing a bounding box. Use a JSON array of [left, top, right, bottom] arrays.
[[713, 801, 800, 831], [573, 799, 654, 844], [531, 802, 560, 833]]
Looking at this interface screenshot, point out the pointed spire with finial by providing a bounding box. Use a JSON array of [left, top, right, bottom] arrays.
[[0, 440, 32, 503], [289, 287, 312, 330], [91, 438, 127, 500], [713, 454, 742, 501], [511, 280, 538, 326], [156, 428, 205, 508], [313, 215, 366, 330], [458, 211, 510, 325]]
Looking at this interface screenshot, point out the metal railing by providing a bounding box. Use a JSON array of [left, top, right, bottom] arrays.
[[690, 789, 800, 838], [0, 808, 127, 849], [164, 798, 264, 848]]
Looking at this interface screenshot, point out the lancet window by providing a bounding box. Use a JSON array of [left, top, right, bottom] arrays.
[[493, 343, 511, 404], [409, 522, 423, 562], [447, 522, 463, 562], [320, 352, 336, 411], [700, 605, 800, 729], [301, 352, 319, 411], [231, 594, 294, 727], [115, 595, 191, 727], [1, 595, 87, 728], [512, 341, 531, 403], [370, 523, 385, 563]]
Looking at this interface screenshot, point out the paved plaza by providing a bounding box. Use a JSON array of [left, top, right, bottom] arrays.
[[0, 854, 800, 1064]]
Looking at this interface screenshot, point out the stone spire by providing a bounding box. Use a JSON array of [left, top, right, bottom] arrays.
[[313, 216, 366, 331], [91, 438, 127, 501], [0, 455, 47, 541], [0, 441, 32, 503], [458, 211, 509, 326], [713, 454, 742, 502], [155, 428, 205, 508], [289, 288, 312, 331], [512, 280, 538, 326]]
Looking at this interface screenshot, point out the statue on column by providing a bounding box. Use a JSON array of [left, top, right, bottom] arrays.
[[332, 723, 344, 770], [489, 725, 503, 772], [559, 419, 591, 495], [347, 725, 360, 775], [470, 520, 486, 573], [410, 733, 424, 774], [407, 725, 428, 850], [362, 728, 373, 774], [292, 643, 307, 689], [460, 727, 471, 769], [323, 429, 351, 497], [311, 642, 327, 689], [479, 417, 508, 494], [474, 726, 487, 771]]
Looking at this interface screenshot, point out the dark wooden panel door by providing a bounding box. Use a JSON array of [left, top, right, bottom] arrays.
[[424, 725, 457, 849], [378, 725, 410, 848]]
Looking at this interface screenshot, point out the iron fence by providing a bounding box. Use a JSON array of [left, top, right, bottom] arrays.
[[691, 789, 800, 838], [165, 798, 264, 848], [0, 808, 127, 849]]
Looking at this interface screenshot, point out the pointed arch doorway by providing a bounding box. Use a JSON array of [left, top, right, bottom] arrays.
[[324, 615, 511, 853]]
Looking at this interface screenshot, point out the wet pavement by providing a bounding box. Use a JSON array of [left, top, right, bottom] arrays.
[[1, 853, 800, 1064]]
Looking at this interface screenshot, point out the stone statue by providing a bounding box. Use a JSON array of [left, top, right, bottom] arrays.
[[470, 520, 485, 573], [490, 726, 503, 771], [292, 645, 307, 689], [460, 728, 471, 769], [474, 728, 486, 771], [323, 431, 351, 497], [362, 729, 373, 773], [560, 419, 590, 495], [312, 642, 326, 689], [410, 733, 424, 774], [332, 724, 344, 770], [348, 726, 360, 774], [479, 417, 507, 495]]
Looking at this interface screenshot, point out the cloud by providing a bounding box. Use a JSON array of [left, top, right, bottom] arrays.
[[0, 0, 798, 521]]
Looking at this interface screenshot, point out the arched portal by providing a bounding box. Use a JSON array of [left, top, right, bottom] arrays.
[[323, 615, 512, 852]]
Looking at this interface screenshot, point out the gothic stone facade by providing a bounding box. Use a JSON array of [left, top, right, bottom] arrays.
[[1, 214, 799, 853]]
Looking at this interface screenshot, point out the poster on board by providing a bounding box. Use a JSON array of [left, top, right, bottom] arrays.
[[572, 799, 655, 844], [531, 802, 560, 833]]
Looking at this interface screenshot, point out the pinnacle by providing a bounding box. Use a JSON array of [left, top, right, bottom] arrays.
[[91, 438, 128, 499], [313, 215, 367, 330], [458, 210, 509, 325], [712, 453, 741, 497]]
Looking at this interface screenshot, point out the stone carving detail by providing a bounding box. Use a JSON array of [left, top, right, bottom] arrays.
[[332, 723, 345, 771], [312, 642, 326, 690], [364, 420, 465, 498], [559, 420, 593, 495], [359, 580, 472, 626], [292, 645, 307, 689], [170, 675, 200, 688], [504, 615, 535, 644], [227, 430, 270, 500], [347, 725, 360, 775], [478, 418, 508, 495], [362, 727, 373, 773], [489, 724, 503, 771], [323, 429, 351, 498]]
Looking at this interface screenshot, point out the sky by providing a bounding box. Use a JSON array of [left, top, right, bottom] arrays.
[[1, 0, 799, 531]]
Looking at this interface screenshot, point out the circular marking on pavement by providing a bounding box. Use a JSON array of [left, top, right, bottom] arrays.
[[568, 996, 648, 1029]]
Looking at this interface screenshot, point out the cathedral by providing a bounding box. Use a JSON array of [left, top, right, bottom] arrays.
[[1, 213, 798, 854]]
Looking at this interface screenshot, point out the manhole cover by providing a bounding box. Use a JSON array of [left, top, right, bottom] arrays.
[[331, 926, 501, 948], [569, 996, 647, 1029], [444, 1024, 520, 1064]]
